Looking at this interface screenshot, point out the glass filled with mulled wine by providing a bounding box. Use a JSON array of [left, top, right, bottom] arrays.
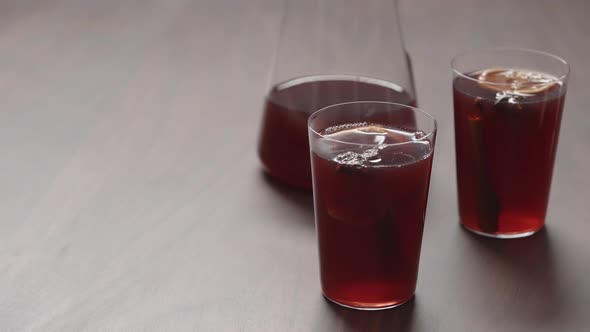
[[452, 48, 569, 238], [308, 101, 436, 310]]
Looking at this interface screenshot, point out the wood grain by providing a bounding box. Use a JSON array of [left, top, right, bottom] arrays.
[[0, 0, 588, 330]]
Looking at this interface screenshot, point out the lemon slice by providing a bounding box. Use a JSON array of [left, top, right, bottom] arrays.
[[477, 68, 558, 95]]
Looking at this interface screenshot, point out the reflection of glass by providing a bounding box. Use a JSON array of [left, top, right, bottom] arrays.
[[308, 102, 436, 310], [452, 48, 569, 238], [258, 0, 416, 190]]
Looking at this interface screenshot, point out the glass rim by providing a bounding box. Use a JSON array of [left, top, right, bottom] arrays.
[[308, 101, 437, 148], [273, 74, 407, 93], [450, 47, 570, 87]]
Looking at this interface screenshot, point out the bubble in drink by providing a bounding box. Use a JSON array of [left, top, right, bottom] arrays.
[[333, 151, 365, 166], [412, 130, 426, 140], [362, 148, 382, 164]]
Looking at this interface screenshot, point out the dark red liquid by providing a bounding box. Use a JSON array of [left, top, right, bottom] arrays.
[[311, 125, 433, 308], [258, 76, 415, 190], [453, 70, 566, 236]]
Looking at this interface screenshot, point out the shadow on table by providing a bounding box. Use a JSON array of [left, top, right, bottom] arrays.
[[322, 297, 418, 332], [462, 226, 563, 323], [260, 171, 314, 225]]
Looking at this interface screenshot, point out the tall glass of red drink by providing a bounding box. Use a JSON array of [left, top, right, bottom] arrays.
[[308, 102, 436, 310], [452, 48, 569, 238]]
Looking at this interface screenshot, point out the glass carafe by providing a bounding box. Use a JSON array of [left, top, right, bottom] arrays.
[[258, 0, 416, 190]]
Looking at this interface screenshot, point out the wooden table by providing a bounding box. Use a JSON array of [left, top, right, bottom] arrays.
[[0, 0, 588, 330]]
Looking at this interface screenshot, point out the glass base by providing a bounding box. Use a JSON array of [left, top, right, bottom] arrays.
[[461, 223, 543, 239], [323, 292, 414, 311]]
